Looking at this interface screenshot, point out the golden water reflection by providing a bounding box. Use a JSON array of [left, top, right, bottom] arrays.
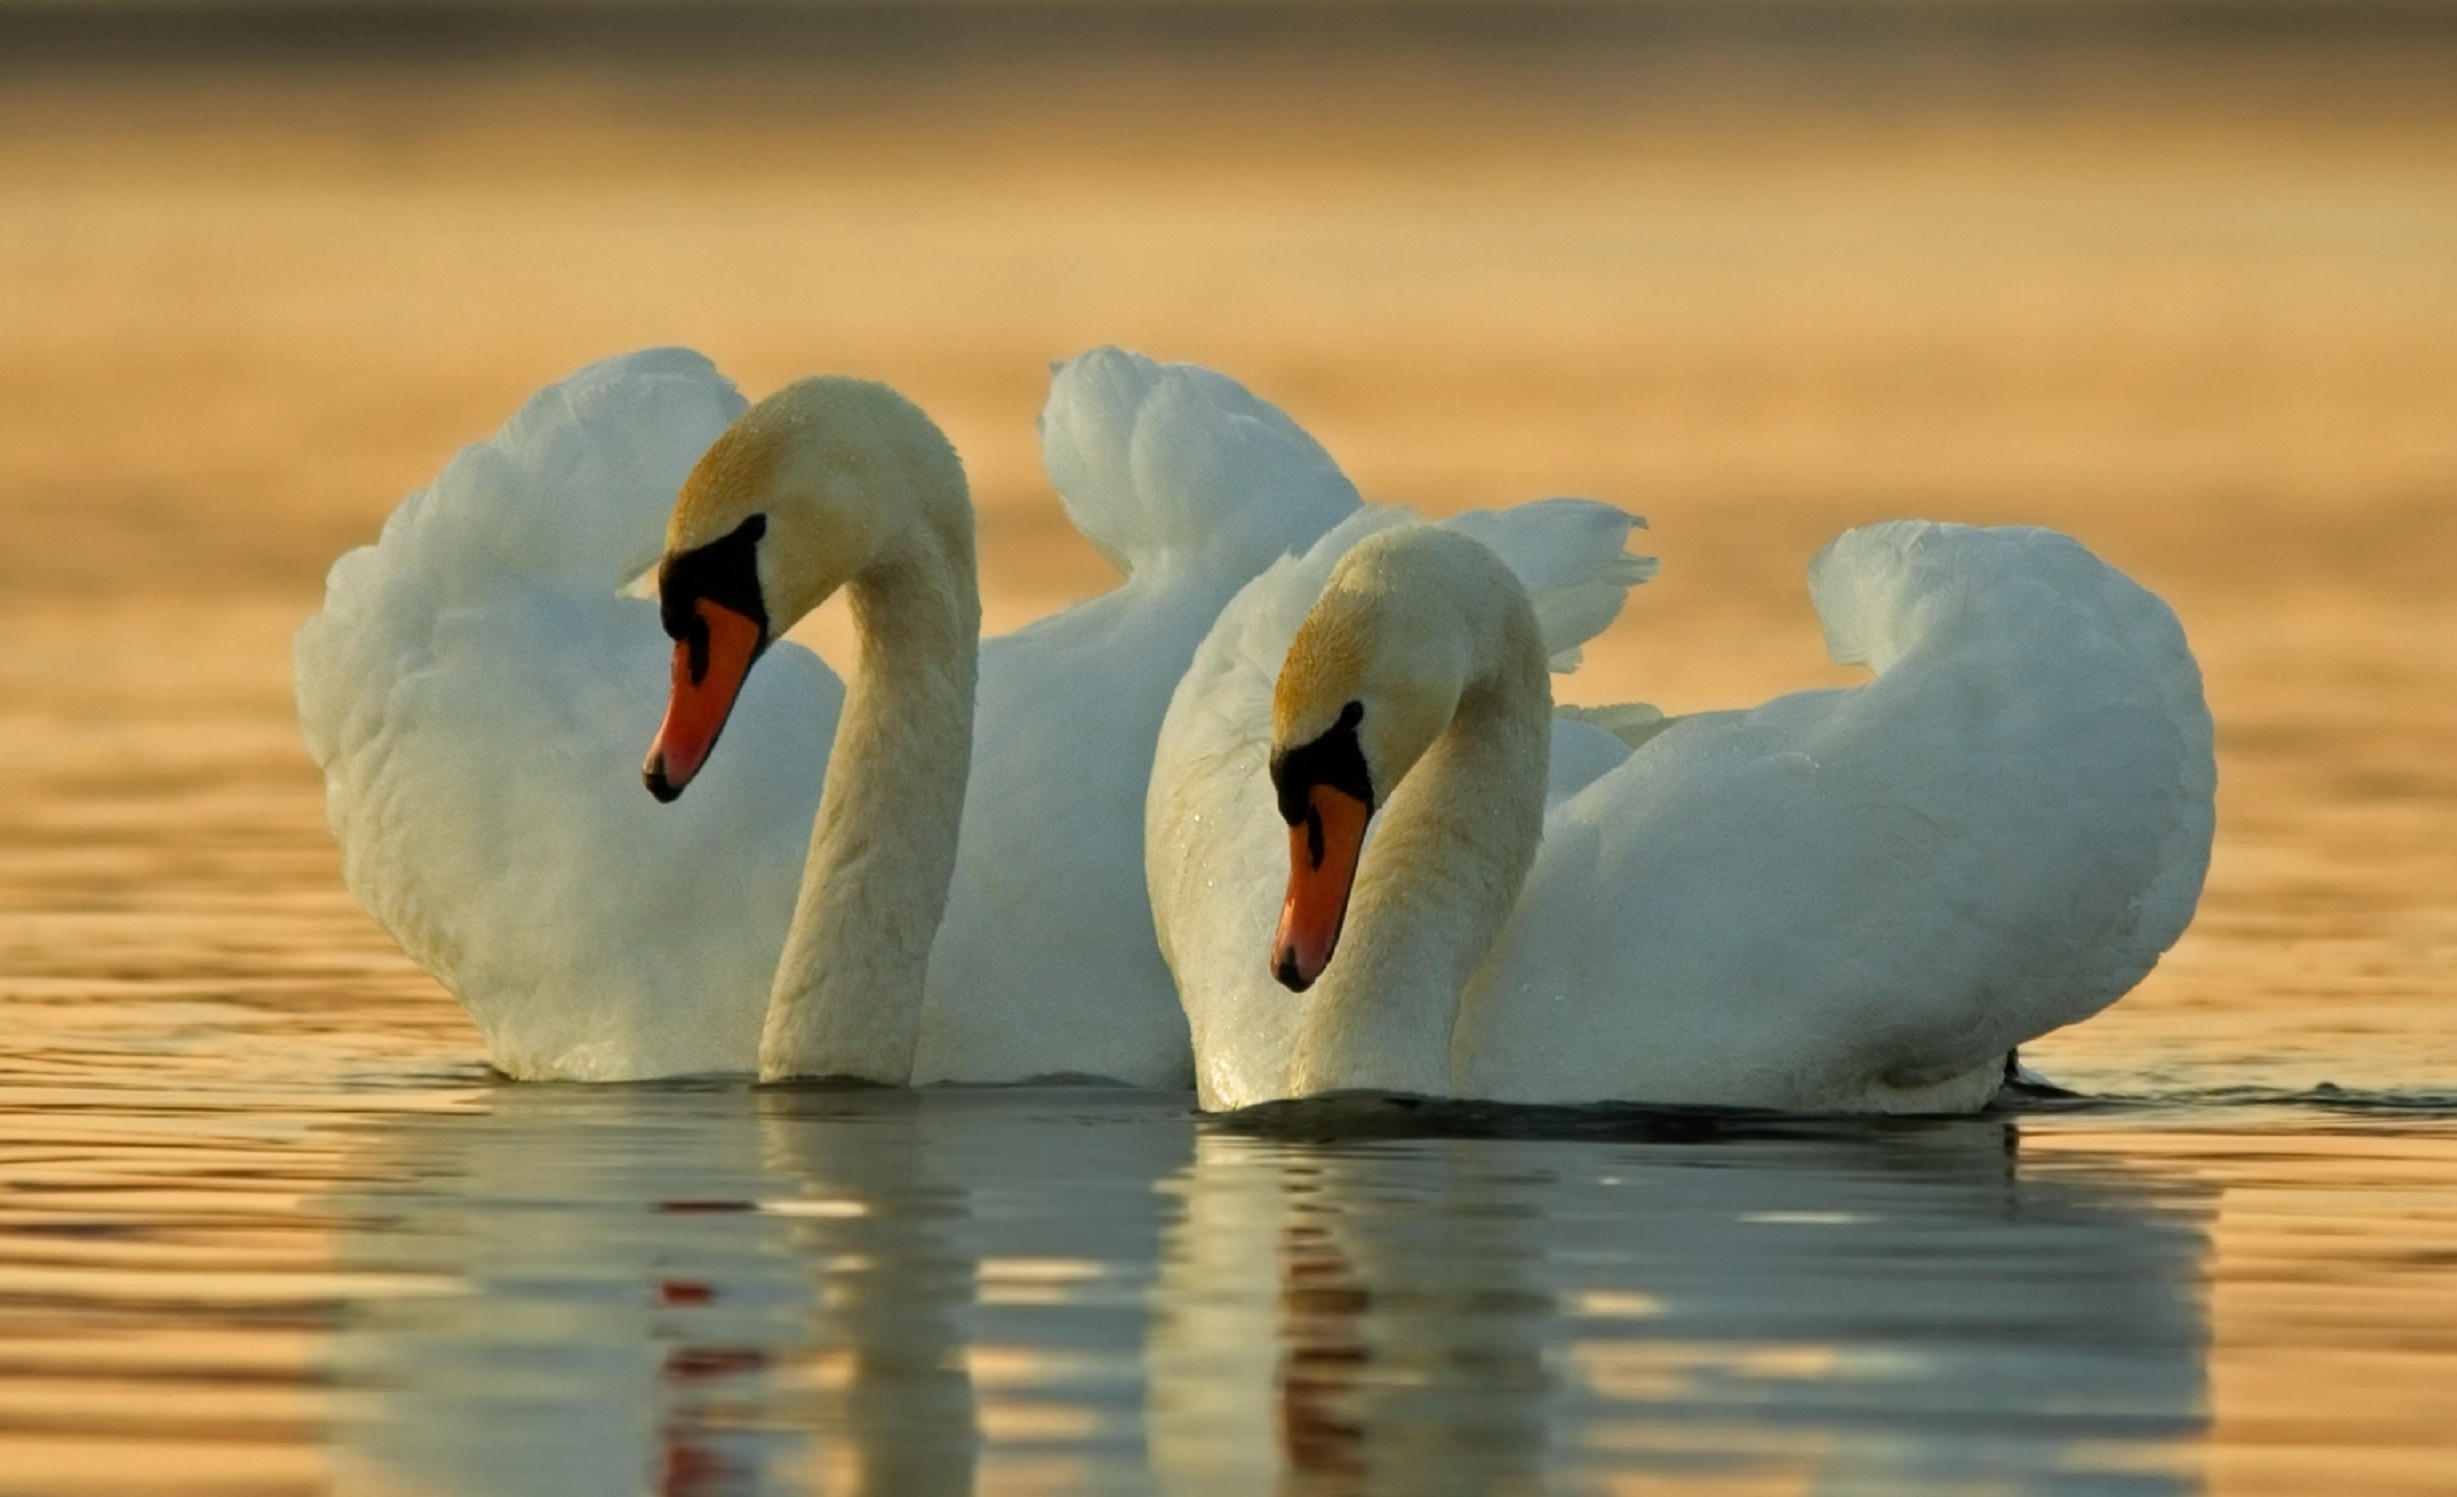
[[317, 1088, 2229, 1497]]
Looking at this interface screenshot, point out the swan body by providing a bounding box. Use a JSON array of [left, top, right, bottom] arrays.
[[1150, 516, 2215, 1112], [914, 346, 1359, 1083], [297, 346, 1357, 1083]]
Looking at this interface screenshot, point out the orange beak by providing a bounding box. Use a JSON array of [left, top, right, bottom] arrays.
[[1271, 784, 1372, 991], [643, 599, 764, 803]]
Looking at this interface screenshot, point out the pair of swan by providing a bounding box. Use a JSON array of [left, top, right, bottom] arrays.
[[295, 347, 2214, 1110]]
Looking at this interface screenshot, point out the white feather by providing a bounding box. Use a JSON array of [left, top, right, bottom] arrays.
[[1150, 509, 2215, 1111], [296, 346, 1358, 1082]]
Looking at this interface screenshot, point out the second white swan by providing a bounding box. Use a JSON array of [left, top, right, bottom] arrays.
[[1149, 517, 2216, 1111]]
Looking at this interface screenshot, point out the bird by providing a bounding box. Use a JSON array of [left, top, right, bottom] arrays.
[[296, 345, 1357, 1083], [1147, 513, 2215, 1112]]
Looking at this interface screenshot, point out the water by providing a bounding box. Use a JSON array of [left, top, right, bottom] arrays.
[[6, 14, 2457, 1494]]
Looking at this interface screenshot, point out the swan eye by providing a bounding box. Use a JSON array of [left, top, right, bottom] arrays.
[[1269, 700, 1373, 830], [658, 514, 772, 678]]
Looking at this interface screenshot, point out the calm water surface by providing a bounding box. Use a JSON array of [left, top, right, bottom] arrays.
[[6, 22, 2457, 1495]]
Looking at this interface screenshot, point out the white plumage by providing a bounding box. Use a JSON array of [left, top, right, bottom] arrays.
[[296, 346, 1358, 1082], [298, 343, 2213, 1107], [1150, 509, 2215, 1111], [1147, 500, 1668, 1107]]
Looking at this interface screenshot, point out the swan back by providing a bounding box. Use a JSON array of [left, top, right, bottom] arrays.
[[1038, 347, 1360, 583], [1458, 521, 2216, 1109], [1443, 501, 1660, 670], [295, 350, 844, 1079], [1811, 521, 2217, 963]]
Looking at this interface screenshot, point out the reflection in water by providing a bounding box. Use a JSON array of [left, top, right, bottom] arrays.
[[327, 1087, 1192, 1496], [1269, 1143, 1551, 1495], [1153, 1112, 2212, 1497], [327, 1085, 818, 1496], [324, 1091, 2208, 1495]]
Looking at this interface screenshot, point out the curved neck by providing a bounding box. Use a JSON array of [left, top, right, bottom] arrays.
[[1288, 622, 1551, 1097], [760, 521, 981, 1083]]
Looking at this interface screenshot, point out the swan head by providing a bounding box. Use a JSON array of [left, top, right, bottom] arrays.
[[1266, 526, 1515, 991], [644, 376, 966, 801]]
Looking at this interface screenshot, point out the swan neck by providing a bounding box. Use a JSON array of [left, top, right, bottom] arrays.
[[1289, 629, 1550, 1097], [760, 521, 981, 1083]]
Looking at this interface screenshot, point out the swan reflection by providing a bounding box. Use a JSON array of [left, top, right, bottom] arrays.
[[1151, 1110, 2211, 1496], [326, 1091, 2206, 1495], [328, 1086, 1190, 1496]]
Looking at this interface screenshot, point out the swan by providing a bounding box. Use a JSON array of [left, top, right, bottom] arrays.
[[1149, 516, 2216, 1111], [295, 345, 1358, 1083]]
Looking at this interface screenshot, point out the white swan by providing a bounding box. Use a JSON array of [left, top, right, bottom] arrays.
[[641, 370, 982, 1087], [1149, 516, 2216, 1112], [296, 345, 1358, 1083]]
